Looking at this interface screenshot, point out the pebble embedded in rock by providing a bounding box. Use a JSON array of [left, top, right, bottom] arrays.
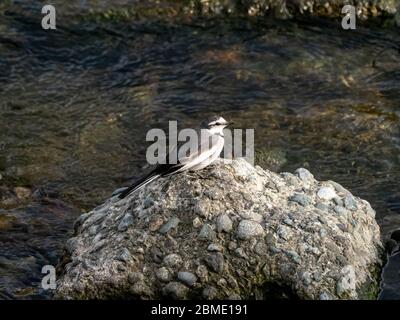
[[117, 248, 131, 263], [228, 293, 242, 300], [237, 219, 264, 240], [313, 271, 322, 282], [283, 218, 294, 226], [334, 206, 347, 215], [204, 188, 223, 200], [333, 197, 343, 206], [317, 215, 327, 224], [310, 246, 321, 255], [239, 211, 263, 223], [198, 224, 216, 241], [159, 217, 180, 234], [155, 267, 171, 282], [162, 282, 189, 299], [315, 202, 329, 211], [280, 172, 299, 186], [93, 233, 104, 244], [194, 200, 210, 218], [365, 204, 376, 218], [344, 195, 357, 211], [277, 225, 291, 241], [337, 224, 348, 233], [295, 168, 315, 183], [217, 278, 227, 287], [132, 281, 152, 297], [234, 247, 247, 258], [227, 275, 239, 288], [216, 214, 233, 233], [135, 247, 144, 254], [254, 241, 268, 256], [289, 193, 311, 206], [285, 250, 301, 264], [319, 292, 334, 300], [228, 241, 237, 251], [143, 197, 154, 209], [328, 180, 351, 195], [337, 254, 348, 266], [128, 272, 144, 284], [192, 217, 202, 228], [148, 215, 164, 232], [207, 243, 223, 252], [202, 286, 218, 299], [117, 213, 134, 232], [163, 253, 182, 268], [196, 265, 208, 281], [150, 247, 163, 263], [301, 271, 312, 286], [204, 252, 225, 273], [88, 224, 99, 236], [336, 265, 356, 296], [177, 271, 197, 287], [317, 187, 337, 201]]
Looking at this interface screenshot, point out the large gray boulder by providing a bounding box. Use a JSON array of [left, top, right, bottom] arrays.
[[55, 158, 383, 299]]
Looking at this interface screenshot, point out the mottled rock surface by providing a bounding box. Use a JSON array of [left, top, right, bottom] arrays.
[[185, 0, 399, 20], [55, 158, 383, 299], [75, 0, 399, 25]]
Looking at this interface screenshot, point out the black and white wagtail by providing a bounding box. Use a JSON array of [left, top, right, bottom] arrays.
[[117, 116, 232, 199]]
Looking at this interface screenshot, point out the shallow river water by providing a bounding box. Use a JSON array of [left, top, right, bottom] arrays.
[[0, 1, 399, 299]]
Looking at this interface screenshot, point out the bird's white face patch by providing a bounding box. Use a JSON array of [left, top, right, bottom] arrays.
[[208, 116, 227, 127]]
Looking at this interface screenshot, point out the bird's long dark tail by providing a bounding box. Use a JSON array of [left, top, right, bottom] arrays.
[[117, 171, 161, 199]]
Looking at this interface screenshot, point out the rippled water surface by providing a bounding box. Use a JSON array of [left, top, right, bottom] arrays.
[[1, 0, 400, 299]]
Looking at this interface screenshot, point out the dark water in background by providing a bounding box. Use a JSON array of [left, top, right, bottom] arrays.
[[0, 0, 400, 299]]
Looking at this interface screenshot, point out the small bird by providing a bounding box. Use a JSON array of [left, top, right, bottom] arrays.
[[117, 116, 232, 199]]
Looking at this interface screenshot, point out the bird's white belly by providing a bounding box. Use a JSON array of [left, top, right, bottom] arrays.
[[188, 136, 224, 171]]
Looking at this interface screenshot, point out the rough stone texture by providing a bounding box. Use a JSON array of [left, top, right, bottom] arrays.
[[55, 158, 383, 300], [74, 0, 399, 26], [178, 271, 198, 287], [317, 186, 337, 200], [185, 0, 399, 20]]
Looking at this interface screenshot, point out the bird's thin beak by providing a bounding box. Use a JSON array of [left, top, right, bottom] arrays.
[[227, 121, 234, 126]]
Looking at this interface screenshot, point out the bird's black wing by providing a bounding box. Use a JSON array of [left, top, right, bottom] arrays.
[[117, 162, 184, 199]]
